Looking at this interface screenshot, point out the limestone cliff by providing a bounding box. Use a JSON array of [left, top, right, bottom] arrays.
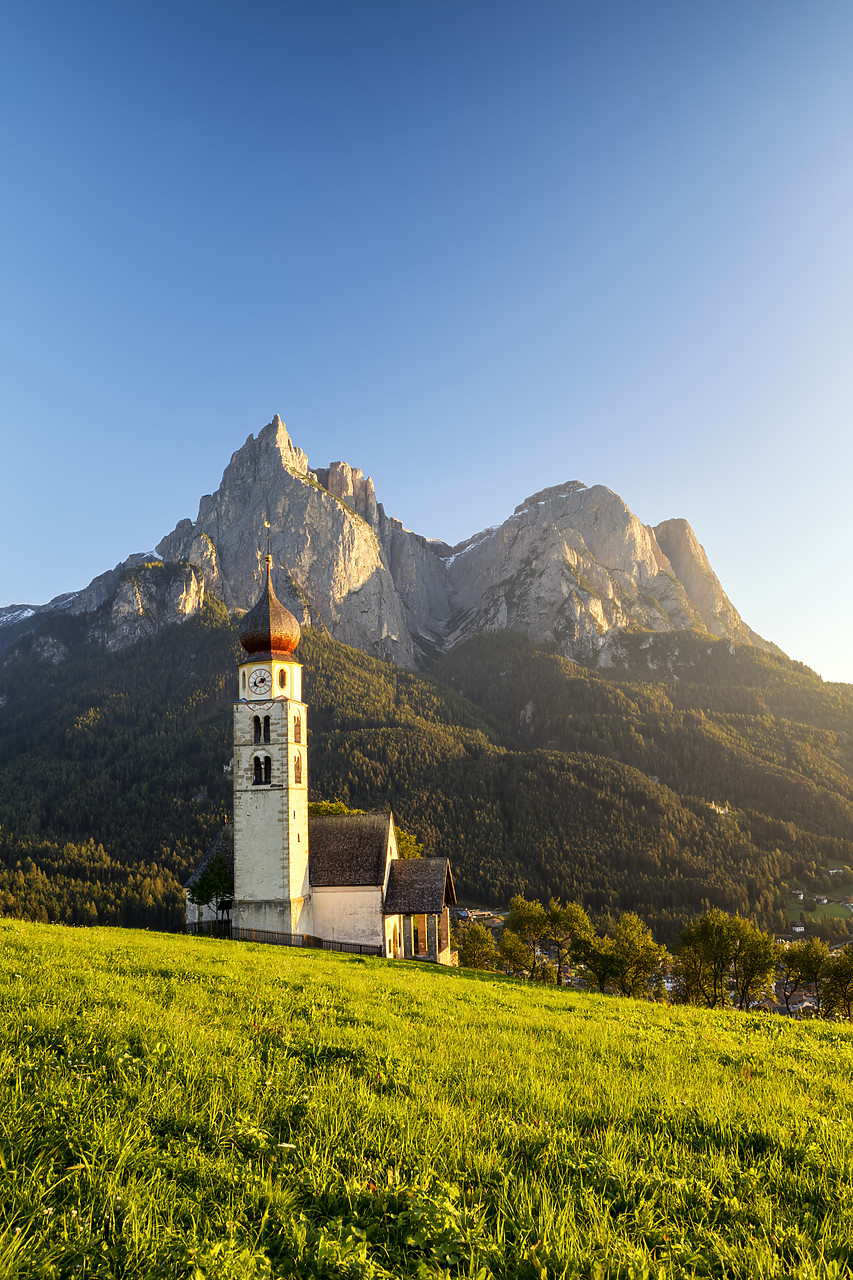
[[442, 482, 712, 661], [92, 563, 206, 653], [1, 415, 777, 666], [652, 518, 768, 649], [156, 417, 417, 665]]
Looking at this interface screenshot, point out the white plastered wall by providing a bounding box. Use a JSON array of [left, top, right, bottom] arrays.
[[312, 886, 387, 946]]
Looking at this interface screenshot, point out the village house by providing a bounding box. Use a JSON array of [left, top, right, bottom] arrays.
[[185, 553, 457, 964]]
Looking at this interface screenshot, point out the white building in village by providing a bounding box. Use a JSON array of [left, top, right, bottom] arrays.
[[185, 553, 456, 964]]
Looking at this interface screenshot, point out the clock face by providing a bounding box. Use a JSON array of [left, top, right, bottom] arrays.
[[248, 667, 272, 695]]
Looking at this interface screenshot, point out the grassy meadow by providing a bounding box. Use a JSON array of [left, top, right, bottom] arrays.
[[1, 922, 852, 1279]]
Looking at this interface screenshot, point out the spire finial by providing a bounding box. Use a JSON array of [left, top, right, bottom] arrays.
[[240, 522, 301, 657]]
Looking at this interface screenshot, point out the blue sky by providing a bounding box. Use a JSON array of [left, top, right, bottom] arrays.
[[2, 1, 852, 679]]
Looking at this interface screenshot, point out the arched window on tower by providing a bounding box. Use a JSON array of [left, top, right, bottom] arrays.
[[263, 715, 271, 743], [252, 756, 262, 785], [263, 755, 272, 785], [253, 716, 261, 744], [278, 669, 287, 691], [294, 753, 302, 784], [293, 713, 302, 744], [241, 671, 247, 695]]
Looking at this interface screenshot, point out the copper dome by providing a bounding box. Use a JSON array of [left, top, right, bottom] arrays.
[[238, 558, 301, 657]]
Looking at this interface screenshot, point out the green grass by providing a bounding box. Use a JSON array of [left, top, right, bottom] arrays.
[[810, 903, 852, 921], [787, 898, 853, 922], [1, 922, 852, 1278]]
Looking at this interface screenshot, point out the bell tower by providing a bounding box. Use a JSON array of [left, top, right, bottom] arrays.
[[231, 552, 312, 936]]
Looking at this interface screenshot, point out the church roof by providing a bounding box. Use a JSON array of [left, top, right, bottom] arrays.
[[238, 556, 301, 658], [184, 821, 234, 890], [308, 812, 392, 888], [383, 857, 456, 915]]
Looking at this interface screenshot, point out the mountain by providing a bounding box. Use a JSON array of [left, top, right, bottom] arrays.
[[0, 415, 777, 668], [0, 602, 850, 943], [6, 415, 847, 941]]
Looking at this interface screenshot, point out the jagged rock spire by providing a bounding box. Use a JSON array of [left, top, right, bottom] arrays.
[[238, 555, 301, 657]]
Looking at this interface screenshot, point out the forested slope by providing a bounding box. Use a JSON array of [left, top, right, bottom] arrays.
[[0, 603, 851, 942]]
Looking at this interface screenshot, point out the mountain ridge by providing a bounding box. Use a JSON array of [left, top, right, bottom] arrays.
[[1, 415, 779, 667]]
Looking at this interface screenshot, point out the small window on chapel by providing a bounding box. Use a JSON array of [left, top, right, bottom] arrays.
[[279, 669, 286, 690]]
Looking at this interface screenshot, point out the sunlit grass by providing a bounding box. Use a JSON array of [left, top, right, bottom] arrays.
[[0, 920, 851, 1278]]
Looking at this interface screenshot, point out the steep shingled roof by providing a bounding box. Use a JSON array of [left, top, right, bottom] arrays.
[[383, 857, 455, 915], [308, 812, 391, 888], [183, 821, 234, 890]]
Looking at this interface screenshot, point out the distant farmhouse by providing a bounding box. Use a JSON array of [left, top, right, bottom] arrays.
[[185, 553, 456, 964]]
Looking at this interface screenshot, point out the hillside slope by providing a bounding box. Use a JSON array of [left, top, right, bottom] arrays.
[[1, 921, 852, 1278], [0, 605, 851, 941]]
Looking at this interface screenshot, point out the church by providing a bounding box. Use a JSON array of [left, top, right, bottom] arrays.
[[185, 552, 457, 965]]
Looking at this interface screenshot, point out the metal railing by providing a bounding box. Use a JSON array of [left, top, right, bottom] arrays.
[[232, 925, 305, 947], [186, 920, 232, 939], [321, 938, 383, 956], [186, 919, 383, 957]]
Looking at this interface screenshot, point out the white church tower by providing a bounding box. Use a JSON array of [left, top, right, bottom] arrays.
[[231, 553, 312, 936]]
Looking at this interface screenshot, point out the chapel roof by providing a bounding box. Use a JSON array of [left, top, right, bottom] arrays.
[[183, 821, 234, 891], [308, 812, 392, 888], [238, 556, 301, 658], [383, 856, 456, 916]]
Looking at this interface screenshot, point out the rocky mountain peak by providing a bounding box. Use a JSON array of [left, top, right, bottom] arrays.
[[652, 517, 765, 647], [1, 415, 778, 668], [513, 480, 588, 515], [313, 461, 380, 530], [258, 413, 312, 475]]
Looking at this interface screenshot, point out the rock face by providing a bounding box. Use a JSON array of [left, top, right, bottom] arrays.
[[155, 417, 420, 664], [87, 562, 207, 653], [651, 518, 766, 648], [2, 415, 777, 665], [440, 481, 775, 662]]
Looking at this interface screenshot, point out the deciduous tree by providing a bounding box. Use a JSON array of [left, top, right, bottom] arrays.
[[673, 909, 739, 1008], [729, 918, 777, 1010], [610, 912, 669, 999], [501, 895, 551, 981], [798, 938, 831, 1015], [571, 935, 622, 995], [546, 899, 592, 985], [186, 849, 233, 919], [823, 947, 853, 1021], [455, 921, 499, 971]]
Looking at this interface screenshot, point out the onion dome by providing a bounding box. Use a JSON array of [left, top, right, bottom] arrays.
[[238, 556, 301, 657]]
